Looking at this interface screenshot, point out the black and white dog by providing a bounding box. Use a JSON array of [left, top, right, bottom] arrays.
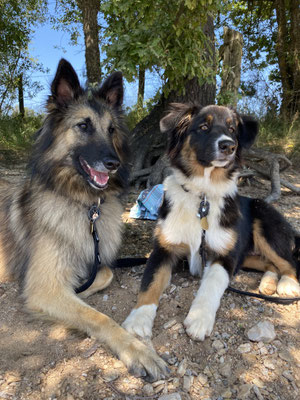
[[123, 103, 300, 341]]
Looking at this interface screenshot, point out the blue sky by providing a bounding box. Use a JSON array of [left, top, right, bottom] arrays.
[[26, 16, 162, 113]]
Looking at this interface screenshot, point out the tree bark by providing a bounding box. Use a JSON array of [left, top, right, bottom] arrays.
[[137, 66, 145, 107], [219, 27, 243, 107], [274, 0, 300, 118], [130, 16, 216, 186], [77, 0, 101, 85], [18, 73, 24, 118]]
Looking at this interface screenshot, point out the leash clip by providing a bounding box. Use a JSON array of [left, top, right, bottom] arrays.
[[197, 195, 210, 231], [88, 201, 101, 233]]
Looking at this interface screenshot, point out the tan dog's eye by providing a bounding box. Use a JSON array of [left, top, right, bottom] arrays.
[[200, 124, 208, 131]]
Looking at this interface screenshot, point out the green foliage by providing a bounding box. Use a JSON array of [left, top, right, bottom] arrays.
[[125, 93, 160, 131], [101, 0, 222, 96], [0, 0, 48, 114], [0, 110, 43, 152]]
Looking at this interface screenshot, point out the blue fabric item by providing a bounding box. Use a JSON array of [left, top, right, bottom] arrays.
[[129, 184, 164, 220]]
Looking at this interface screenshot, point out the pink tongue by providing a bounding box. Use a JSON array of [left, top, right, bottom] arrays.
[[90, 167, 109, 186]]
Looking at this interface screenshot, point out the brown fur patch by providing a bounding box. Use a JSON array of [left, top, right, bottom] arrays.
[[181, 137, 205, 176], [155, 226, 189, 256], [136, 265, 172, 307], [242, 255, 278, 273], [253, 220, 297, 280]]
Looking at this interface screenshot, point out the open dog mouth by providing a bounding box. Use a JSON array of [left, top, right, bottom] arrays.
[[79, 156, 109, 189]]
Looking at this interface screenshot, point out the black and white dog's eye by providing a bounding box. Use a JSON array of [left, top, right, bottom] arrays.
[[108, 126, 115, 135]]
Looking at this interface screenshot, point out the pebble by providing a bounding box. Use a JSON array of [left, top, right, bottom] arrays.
[[252, 378, 265, 388], [238, 343, 252, 353], [212, 339, 224, 351], [181, 281, 189, 288], [282, 370, 294, 382], [220, 364, 231, 378], [263, 359, 275, 370], [183, 375, 194, 392], [163, 319, 177, 330], [102, 294, 108, 301], [239, 384, 252, 399], [253, 385, 264, 400], [158, 393, 182, 400], [197, 373, 208, 386], [169, 284, 177, 294], [279, 350, 294, 362], [103, 371, 119, 382], [177, 358, 187, 377], [222, 389, 232, 398], [247, 321, 276, 343]]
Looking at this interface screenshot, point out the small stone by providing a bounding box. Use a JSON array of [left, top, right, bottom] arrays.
[[197, 373, 208, 386], [252, 378, 264, 388], [158, 393, 182, 400], [239, 384, 252, 399], [153, 380, 166, 387], [183, 376, 194, 392], [220, 364, 231, 378], [279, 351, 294, 362], [171, 323, 183, 331], [163, 319, 177, 330], [253, 385, 264, 400], [263, 359, 275, 370], [247, 321, 276, 343], [181, 281, 189, 288], [154, 384, 165, 394], [212, 340, 224, 351], [259, 347, 268, 355], [177, 358, 187, 377], [143, 384, 154, 396], [282, 371, 294, 382], [238, 343, 252, 353], [169, 284, 177, 294], [222, 389, 232, 398], [103, 294, 109, 301], [103, 371, 119, 382]]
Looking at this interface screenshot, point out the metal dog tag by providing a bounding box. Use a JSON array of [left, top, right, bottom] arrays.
[[197, 199, 210, 230]]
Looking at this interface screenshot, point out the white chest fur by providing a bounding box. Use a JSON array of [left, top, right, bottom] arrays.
[[159, 169, 237, 274]]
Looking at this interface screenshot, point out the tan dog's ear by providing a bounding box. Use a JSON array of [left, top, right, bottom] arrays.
[[160, 103, 200, 134]]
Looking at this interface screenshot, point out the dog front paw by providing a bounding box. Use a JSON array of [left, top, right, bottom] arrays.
[[277, 276, 300, 297], [259, 271, 278, 295], [122, 304, 157, 338], [184, 305, 216, 341], [118, 336, 169, 382]]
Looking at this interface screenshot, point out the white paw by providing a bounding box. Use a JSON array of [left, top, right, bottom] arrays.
[[259, 271, 278, 295], [184, 305, 216, 341], [277, 276, 300, 297], [122, 304, 157, 338]]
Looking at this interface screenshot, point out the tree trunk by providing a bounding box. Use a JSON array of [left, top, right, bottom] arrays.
[[18, 73, 24, 118], [274, 0, 300, 118], [77, 0, 101, 85], [137, 66, 145, 107], [130, 16, 216, 187], [219, 27, 243, 107]]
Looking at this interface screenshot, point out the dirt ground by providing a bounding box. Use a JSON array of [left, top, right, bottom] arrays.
[[0, 162, 299, 400]]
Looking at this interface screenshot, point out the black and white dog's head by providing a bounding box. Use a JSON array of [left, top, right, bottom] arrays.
[[160, 103, 258, 177]]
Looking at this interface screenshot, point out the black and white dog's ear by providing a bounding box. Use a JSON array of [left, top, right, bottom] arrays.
[[97, 71, 124, 108], [238, 115, 259, 149], [160, 103, 200, 134], [50, 59, 83, 106]]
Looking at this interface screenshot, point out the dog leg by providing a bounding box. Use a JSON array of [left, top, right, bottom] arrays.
[[184, 263, 229, 341], [259, 270, 279, 295], [123, 246, 174, 339], [78, 266, 113, 299], [23, 246, 168, 381], [188, 250, 202, 276]]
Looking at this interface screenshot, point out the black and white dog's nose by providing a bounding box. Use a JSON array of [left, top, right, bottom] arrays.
[[218, 140, 236, 155], [103, 157, 120, 171]]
